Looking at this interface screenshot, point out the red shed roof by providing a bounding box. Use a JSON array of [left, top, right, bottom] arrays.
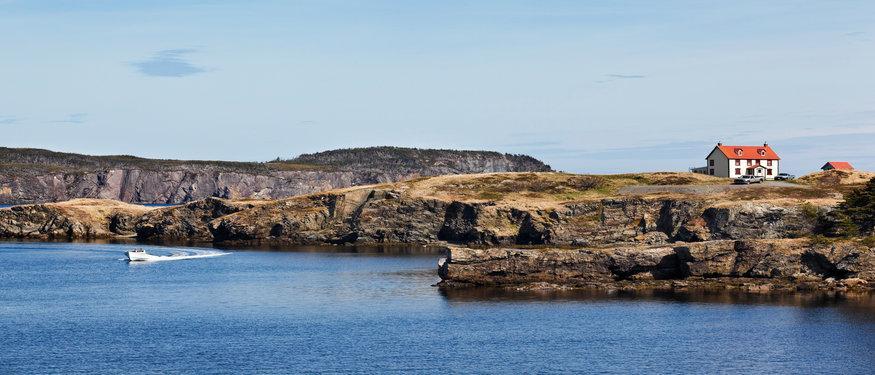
[[712, 144, 780, 160], [822, 161, 854, 170]]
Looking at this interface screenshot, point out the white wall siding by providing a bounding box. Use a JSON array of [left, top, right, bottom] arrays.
[[723, 159, 780, 179]]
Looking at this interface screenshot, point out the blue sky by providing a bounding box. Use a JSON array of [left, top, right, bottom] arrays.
[[2, 1, 874, 174]]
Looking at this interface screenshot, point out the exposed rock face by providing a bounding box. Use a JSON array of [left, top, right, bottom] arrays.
[[701, 203, 812, 240], [207, 189, 450, 244], [0, 199, 151, 239], [143, 189, 820, 246], [0, 147, 550, 204], [1, 168, 365, 204], [134, 198, 261, 241], [438, 239, 875, 291], [0, 183, 826, 248]]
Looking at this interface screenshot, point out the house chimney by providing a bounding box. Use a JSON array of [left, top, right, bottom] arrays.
[[764, 142, 768, 146], [717, 142, 723, 146]]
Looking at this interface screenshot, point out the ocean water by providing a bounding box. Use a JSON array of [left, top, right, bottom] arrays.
[[2, 241, 874, 374]]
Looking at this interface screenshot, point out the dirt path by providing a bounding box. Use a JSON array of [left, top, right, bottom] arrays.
[[618, 181, 802, 196]]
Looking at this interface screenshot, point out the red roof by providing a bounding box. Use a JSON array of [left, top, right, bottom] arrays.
[[822, 161, 854, 170], [713, 144, 780, 160]]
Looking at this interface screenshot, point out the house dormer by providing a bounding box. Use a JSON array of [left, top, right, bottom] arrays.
[[734, 149, 743, 156], [757, 149, 766, 156]]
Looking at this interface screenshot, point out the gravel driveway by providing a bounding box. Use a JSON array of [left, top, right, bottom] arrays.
[[618, 181, 802, 196]]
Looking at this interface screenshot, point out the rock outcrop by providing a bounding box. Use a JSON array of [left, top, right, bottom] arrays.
[[197, 190, 819, 247], [0, 147, 550, 204], [438, 239, 875, 292], [135, 198, 264, 241], [0, 172, 832, 247], [0, 199, 152, 239]]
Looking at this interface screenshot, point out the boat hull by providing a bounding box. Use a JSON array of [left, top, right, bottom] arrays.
[[126, 251, 157, 262]]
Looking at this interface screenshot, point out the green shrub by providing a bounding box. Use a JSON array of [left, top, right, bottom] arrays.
[[799, 202, 820, 220]]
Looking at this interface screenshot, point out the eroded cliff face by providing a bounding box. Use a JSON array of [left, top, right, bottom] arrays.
[[0, 199, 152, 239], [1, 168, 429, 204], [438, 240, 875, 292], [0, 147, 550, 204], [134, 197, 265, 241], [193, 189, 821, 247], [0, 182, 829, 248]]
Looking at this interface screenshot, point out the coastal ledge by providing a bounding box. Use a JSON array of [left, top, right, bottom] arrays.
[[436, 239, 875, 293]]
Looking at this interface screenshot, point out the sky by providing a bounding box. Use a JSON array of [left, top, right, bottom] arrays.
[[1, 0, 874, 174]]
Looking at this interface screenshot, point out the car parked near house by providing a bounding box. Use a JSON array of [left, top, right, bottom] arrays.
[[733, 175, 764, 184], [774, 173, 796, 181]]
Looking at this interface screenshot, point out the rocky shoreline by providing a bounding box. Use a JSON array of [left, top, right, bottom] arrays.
[[2, 171, 873, 294], [436, 239, 874, 293]]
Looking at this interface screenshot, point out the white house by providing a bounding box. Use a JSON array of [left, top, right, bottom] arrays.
[[703, 143, 780, 179]]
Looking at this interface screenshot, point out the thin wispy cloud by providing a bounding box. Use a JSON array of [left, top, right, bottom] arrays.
[[50, 113, 87, 124], [130, 49, 207, 77], [500, 140, 563, 148], [843, 31, 872, 41], [0, 115, 18, 125], [606, 74, 646, 79], [596, 74, 647, 84]]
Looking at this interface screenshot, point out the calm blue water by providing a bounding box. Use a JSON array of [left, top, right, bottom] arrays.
[[2, 241, 875, 374]]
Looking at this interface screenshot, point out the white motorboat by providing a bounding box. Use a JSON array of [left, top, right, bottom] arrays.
[[126, 248, 158, 262]]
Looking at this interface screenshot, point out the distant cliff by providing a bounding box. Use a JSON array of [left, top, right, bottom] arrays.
[[0, 147, 550, 204]]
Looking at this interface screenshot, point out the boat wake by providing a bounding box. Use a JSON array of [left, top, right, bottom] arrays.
[[124, 248, 229, 262]]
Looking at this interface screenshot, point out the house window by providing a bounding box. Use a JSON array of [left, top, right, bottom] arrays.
[[735, 160, 740, 166], [735, 168, 741, 175], [767, 160, 772, 166], [709, 159, 714, 166], [747, 168, 753, 174], [758, 149, 766, 156], [747, 160, 752, 166], [709, 169, 714, 175], [767, 169, 773, 175]]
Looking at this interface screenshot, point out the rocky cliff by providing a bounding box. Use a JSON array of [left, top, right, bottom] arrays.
[[437, 239, 874, 292], [194, 173, 839, 247], [0, 147, 550, 204], [2, 172, 844, 245], [0, 199, 152, 239], [202, 189, 822, 247]]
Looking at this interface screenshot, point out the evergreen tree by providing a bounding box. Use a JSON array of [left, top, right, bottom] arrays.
[[837, 178, 875, 235]]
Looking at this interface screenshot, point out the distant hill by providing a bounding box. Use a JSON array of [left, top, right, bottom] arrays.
[[278, 146, 549, 175], [0, 146, 550, 204]]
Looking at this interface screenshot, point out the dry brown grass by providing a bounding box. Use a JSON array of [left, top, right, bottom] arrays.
[[723, 186, 836, 201], [798, 170, 875, 187], [249, 171, 846, 212], [396, 172, 727, 207], [632, 171, 728, 185], [10, 199, 157, 230], [52, 199, 153, 221]]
